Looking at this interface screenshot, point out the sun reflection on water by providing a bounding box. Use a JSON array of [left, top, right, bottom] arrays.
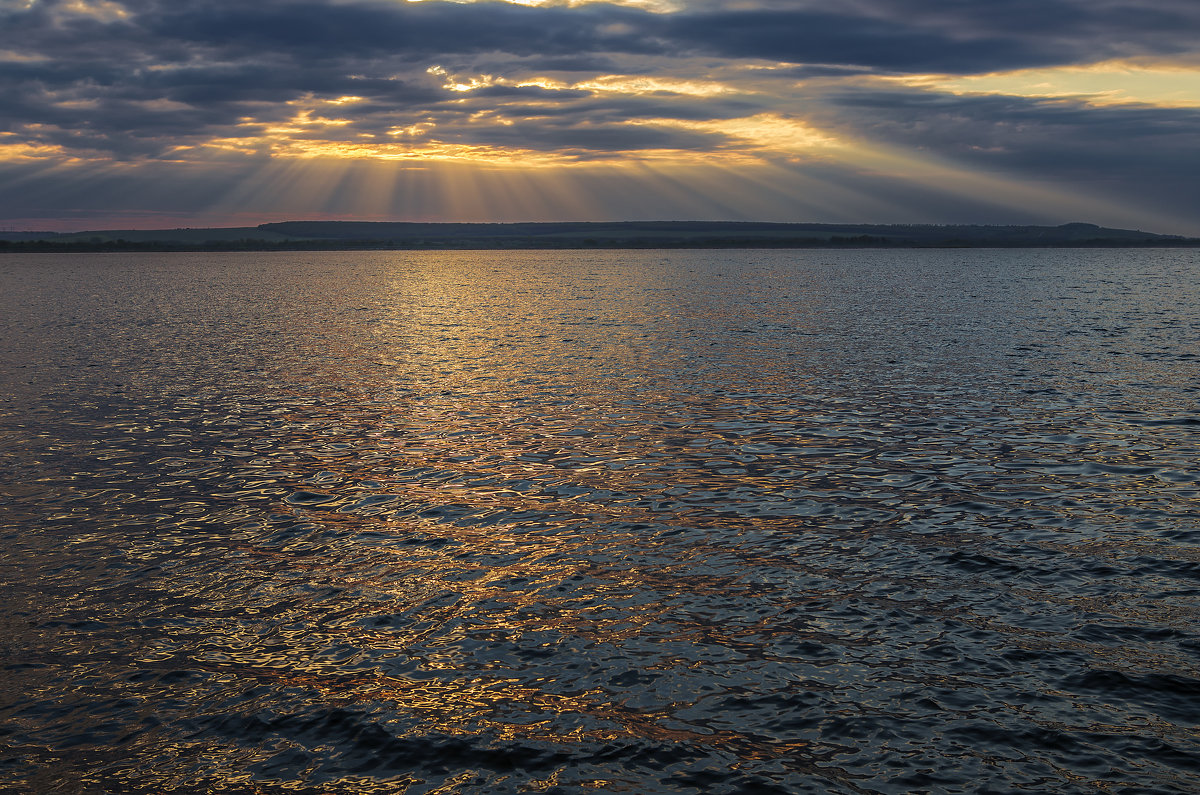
[[0, 249, 1197, 792]]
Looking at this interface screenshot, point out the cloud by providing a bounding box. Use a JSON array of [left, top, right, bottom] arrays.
[[825, 87, 1200, 174], [1, 0, 1198, 229], [817, 87, 1200, 229]]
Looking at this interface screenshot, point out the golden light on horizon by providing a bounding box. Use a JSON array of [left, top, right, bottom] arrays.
[[572, 75, 737, 97], [632, 113, 843, 161], [427, 67, 737, 99], [889, 60, 1200, 107], [0, 138, 77, 161]]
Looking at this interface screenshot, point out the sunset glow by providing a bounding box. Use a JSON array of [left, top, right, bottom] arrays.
[[2, 0, 1198, 232], [894, 61, 1200, 108]]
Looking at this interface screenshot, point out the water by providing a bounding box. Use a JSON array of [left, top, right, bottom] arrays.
[[0, 249, 1197, 794]]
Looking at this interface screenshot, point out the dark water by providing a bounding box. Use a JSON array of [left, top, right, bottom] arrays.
[[1, 249, 1198, 794]]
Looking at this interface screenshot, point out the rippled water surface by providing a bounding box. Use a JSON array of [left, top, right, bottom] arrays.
[[1, 249, 1198, 793]]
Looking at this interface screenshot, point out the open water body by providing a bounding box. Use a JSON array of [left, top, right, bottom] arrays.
[[0, 249, 1198, 794]]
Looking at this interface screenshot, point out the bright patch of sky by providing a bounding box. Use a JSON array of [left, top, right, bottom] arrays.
[[902, 61, 1200, 108], [2, 0, 1198, 232]]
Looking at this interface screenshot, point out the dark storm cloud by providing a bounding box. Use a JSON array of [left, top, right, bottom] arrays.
[[827, 89, 1200, 173], [0, 0, 653, 67], [4, 0, 1195, 86], [509, 55, 623, 73], [7, 0, 1198, 80], [141, 1, 648, 60], [668, 10, 1048, 73], [821, 88, 1200, 215], [667, 0, 1200, 72], [131, 0, 1199, 72]]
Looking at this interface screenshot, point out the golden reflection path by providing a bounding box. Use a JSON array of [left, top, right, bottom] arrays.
[[0, 250, 1197, 792]]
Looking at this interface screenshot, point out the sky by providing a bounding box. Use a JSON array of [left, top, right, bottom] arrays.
[[2, 0, 1199, 234]]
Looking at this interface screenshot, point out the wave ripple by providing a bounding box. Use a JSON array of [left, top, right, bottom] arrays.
[[1, 249, 1198, 793]]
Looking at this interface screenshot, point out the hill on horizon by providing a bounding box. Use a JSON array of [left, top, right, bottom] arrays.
[[1, 221, 1194, 250]]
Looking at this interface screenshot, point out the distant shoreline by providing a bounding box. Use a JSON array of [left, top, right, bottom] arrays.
[[3, 220, 1197, 252], [4, 239, 1200, 253]]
